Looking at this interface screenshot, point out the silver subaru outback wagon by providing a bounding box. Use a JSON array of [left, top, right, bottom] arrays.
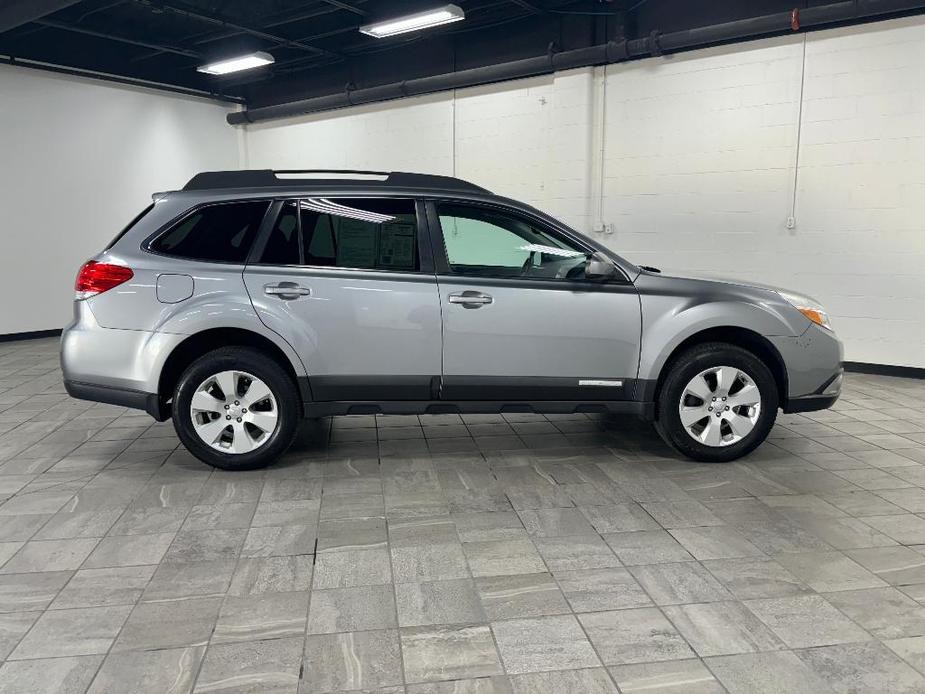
[[61, 170, 843, 470]]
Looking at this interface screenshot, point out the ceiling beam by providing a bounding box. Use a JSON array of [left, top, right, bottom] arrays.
[[0, 0, 84, 33], [319, 0, 368, 16], [35, 17, 202, 58], [136, 1, 342, 59]]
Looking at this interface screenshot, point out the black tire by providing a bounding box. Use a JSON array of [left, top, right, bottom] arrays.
[[654, 342, 778, 463], [172, 347, 300, 470]]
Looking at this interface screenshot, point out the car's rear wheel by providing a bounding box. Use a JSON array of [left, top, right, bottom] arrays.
[[172, 347, 299, 470], [654, 342, 778, 462]]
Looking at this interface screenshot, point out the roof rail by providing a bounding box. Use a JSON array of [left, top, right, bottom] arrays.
[[182, 169, 489, 194]]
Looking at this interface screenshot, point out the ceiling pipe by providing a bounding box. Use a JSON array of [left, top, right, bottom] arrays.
[[229, 0, 925, 125]]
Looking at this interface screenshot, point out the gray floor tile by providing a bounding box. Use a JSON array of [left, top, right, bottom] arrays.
[[3, 348, 925, 693], [509, 667, 617, 693], [517, 508, 596, 537], [492, 615, 600, 673], [312, 547, 392, 588], [0, 611, 40, 660], [397, 578, 485, 627], [143, 559, 237, 601], [0, 537, 99, 573], [579, 504, 660, 533], [628, 562, 732, 605], [113, 597, 222, 651], [212, 592, 309, 643], [532, 534, 620, 571], [705, 651, 835, 694], [51, 565, 155, 609], [88, 646, 205, 694], [407, 675, 513, 693], [744, 594, 870, 648], [402, 624, 504, 682], [194, 637, 302, 693], [555, 567, 651, 612], [824, 587, 925, 639], [163, 528, 247, 563], [228, 556, 313, 596], [307, 584, 397, 634], [847, 545, 925, 586], [796, 640, 925, 693], [663, 600, 785, 656], [775, 551, 888, 592], [602, 530, 693, 565], [11, 605, 132, 658], [476, 573, 570, 620], [0, 571, 72, 612], [609, 659, 724, 693], [453, 512, 526, 542], [464, 539, 546, 577], [82, 532, 175, 569], [392, 542, 470, 583], [241, 525, 316, 558], [668, 525, 764, 560], [303, 630, 402, 693], [700, 557, 812, 599], [0, 655, 104, 694], [885, 635, 925, 675], [578, 608, 693, 665]]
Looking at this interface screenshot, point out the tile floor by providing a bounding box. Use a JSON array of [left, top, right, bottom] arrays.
[[2, 337, 925, 692]]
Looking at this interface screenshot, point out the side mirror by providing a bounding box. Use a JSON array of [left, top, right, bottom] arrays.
[[585, 252, 617, 280]]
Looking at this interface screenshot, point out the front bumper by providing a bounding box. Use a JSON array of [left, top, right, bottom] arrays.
[[770, 325, 843, 413], [782, 370, 842, 413]]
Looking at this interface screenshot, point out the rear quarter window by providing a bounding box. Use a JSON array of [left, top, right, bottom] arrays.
[[106, 203, 154, 250], [149, 200, 270, 263]]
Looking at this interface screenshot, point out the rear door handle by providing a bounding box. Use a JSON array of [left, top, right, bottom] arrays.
[[448, 291, 493, 308], [264, 282, 311, 300]]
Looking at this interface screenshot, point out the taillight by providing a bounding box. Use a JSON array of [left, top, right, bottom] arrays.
[[74, 261, 133, 300]]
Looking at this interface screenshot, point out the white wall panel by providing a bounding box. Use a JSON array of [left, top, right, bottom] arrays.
[[0, 64, 238, 334]]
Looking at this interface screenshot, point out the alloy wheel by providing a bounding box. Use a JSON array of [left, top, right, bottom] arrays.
[[190, 370, 279, 454], [678, 365, 761, 447]]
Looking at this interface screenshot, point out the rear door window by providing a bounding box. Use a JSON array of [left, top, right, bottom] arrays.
[[150, 200, 270, 263], [258, 198, 419, 272]]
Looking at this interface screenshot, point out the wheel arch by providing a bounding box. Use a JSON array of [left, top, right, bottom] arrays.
[[646, 326, 789, 417], [156, 328, 308, 420]]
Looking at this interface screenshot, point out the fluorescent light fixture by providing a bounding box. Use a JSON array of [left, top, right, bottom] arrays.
[[197, 51, 274, 76], [359, 4, 464, 38]]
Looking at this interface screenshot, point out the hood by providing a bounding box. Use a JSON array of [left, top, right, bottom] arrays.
[[639, 268, 794, 296]]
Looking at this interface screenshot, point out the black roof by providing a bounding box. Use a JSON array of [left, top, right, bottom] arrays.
[[182, 169, 489, 194]]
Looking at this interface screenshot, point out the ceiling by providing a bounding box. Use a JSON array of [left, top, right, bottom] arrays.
[[1, 0, 923, 110]]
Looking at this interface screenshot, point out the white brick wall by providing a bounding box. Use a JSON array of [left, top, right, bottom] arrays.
[[795, 18, 925, 367], [244, 16, 925, 368]]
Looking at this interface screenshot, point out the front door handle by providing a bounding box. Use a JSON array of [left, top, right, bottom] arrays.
[[264, 282, 311, 300], [448, 291, 493, 308]]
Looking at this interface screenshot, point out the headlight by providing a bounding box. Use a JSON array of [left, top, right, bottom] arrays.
[[777, 291, 832, 331]]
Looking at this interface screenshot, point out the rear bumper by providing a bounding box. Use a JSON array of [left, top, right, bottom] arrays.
[[60, 301, 182, 421], [64, 379, 167, 420]]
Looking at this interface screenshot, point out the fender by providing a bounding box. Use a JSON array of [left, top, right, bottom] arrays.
[[634, 273, 807, 383]]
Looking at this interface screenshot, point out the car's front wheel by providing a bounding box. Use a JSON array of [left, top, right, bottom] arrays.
[[172, 347, 300, 470], [654, 342, 778, 462]]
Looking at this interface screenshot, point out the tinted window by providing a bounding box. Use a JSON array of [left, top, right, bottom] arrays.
[[436, 203, 588, 280], [106, 203, 154, 250], [301, 198, 418, 271], [150, 201, 269, 263], [260, 201, 300, 265]]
